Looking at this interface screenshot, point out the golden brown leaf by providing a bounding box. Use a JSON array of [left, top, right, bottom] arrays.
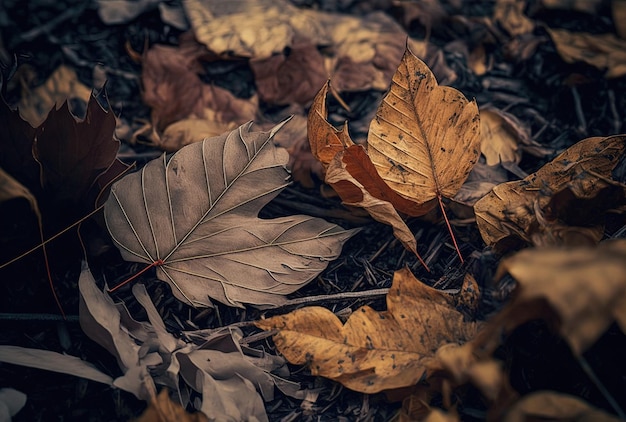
[[135, 389, 208, 422], [504, 391, 622, 422], [474, 134, 626, 248], [255, 267, 479, 393], [487, 240, 626, 356], [547, 28, 626, 78], [367, 47, 481, 209]]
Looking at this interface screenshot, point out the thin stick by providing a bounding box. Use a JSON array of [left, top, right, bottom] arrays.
[[577, 355, 626, 419], [0, 205, 104, 270], [438, 195, 463, 263], [280, 288, 390, 307]]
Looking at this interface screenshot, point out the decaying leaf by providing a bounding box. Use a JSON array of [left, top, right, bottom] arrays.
[[105, 121, 356, 308], [484, 239, 626, 356], [136, 389, 208, 422], [504, 391, 622, 422], [474, 135, 626, 248], [494, 0, 535, 37], [17, 65, 92, 127], [547, 28, 626, 78], [255, 267, 479, 393]]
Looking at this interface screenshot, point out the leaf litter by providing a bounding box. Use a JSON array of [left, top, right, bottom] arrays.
[[2, 1, 626, 420]]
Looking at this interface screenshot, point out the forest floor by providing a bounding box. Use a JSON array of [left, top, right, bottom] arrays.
[[0, 0, 625, 421]]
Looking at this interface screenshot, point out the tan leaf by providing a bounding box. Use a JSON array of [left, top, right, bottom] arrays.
[[105, 122, 356, 308], [367, 47, 481, 209], [494, 0, 535, 37], [255, 267, 479, 393], [474, 135, 626, 248], [547, 28, 626, 78], [136, 389, 209, 422], [17, 65, 92, 127], [504, 391, 622, 422], [489, 240, 626, 356], [160, 110, 238, 152]]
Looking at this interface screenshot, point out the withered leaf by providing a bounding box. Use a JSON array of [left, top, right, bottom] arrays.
[[494, 0, 535, 37], [255, 267, 479, 393], [105, 122, 356, 308], [487, 240, 626, 356], [474, 134, 626, 248], [367, 47, 481, 211], [136, 389, 208, 422]]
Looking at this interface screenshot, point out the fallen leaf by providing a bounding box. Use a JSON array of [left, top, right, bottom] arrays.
[[136, 389, 208, 422], [255, 267, 479, 393], [250, 43, 328, 106], [547, 28, 626, 78], [504, 391, 622, 422], [494, 0, 535, 37], [97, 0, 187, 29], [486, 240, 626, 356], [17, 65, 92, 127], [105, 121, 356, 308], [0, 388, 26, 421], [614, 0, 626, 39], [159, 110, 238, 152], [474, 134, 626, 248], [0, 345, 114, 386]]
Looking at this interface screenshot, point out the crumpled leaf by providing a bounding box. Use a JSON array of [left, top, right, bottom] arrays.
[[494, 0, 535, 37], [0, 388, 26, 421], [504, 391, 622, 422], [105, 121, 356, 308], [0, 345, 114, 386], [183, 0, 408, 92], [547, 28, 626, 78], [17, 65, 92, 127], [140, 37, 258, 137], [136, 389, 208, 422], [474, 134, 626, 249], [488, 240, 626, 356], [255, 267, 479, 393]]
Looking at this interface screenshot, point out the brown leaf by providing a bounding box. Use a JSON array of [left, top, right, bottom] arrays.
[[547, 28, 626, 78], [487, 240, 626, 356], [250, 43, 328, 106], [504, 391, 622, 422], [255, 267, 479, 393], [17, 65, 92, 127], [494, 0, 535, 37], [367, 47, 481, 210], [474, 134, 626, 248], [614, 0, 626, 39], [105, 122, 356, 308], [33, 94, 119, 207], [135, 389, 209, 422]]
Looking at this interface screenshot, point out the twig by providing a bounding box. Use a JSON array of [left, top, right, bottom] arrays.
[[607, 90, 622, 134], [280, 288, 390, 308], [0, 313, 79, 322], [576, 355, 626, 419]]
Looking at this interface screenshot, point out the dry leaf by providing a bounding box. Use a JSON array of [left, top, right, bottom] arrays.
[[488, 240, 626, 356], [494, 0, 535, 37], [367, 47, 480, 212], [255, 267, 479, 393], [504, 391, 622, 422], [17, 65, 92, 127], [0, 345, 114, 386], [547, 28, 626, 78], [159, 110, 238, 152], [105, 121, 356, 308], [474, 135, 626, 248], [614, 0, 626, 39], [136, 389, 208, 422], [97, 0, 187, 29], [250, 43, 328, 106], [0, 388, 26, 421]]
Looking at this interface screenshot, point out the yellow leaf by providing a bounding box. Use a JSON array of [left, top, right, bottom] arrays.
[[367, 48, 481, 207], [255, 267, 479, 393]]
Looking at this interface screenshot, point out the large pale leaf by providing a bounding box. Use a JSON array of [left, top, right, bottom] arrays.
[[255, 268, 479, 393], [105, 121, 356, 308], [367, 48, 481, 209]]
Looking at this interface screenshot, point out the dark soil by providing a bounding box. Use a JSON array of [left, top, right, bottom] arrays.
[[1, 0, 625, 421]]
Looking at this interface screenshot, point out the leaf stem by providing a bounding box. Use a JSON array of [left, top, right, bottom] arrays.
[[438, 194, 463, 263], [107, 259, 164, 293]]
